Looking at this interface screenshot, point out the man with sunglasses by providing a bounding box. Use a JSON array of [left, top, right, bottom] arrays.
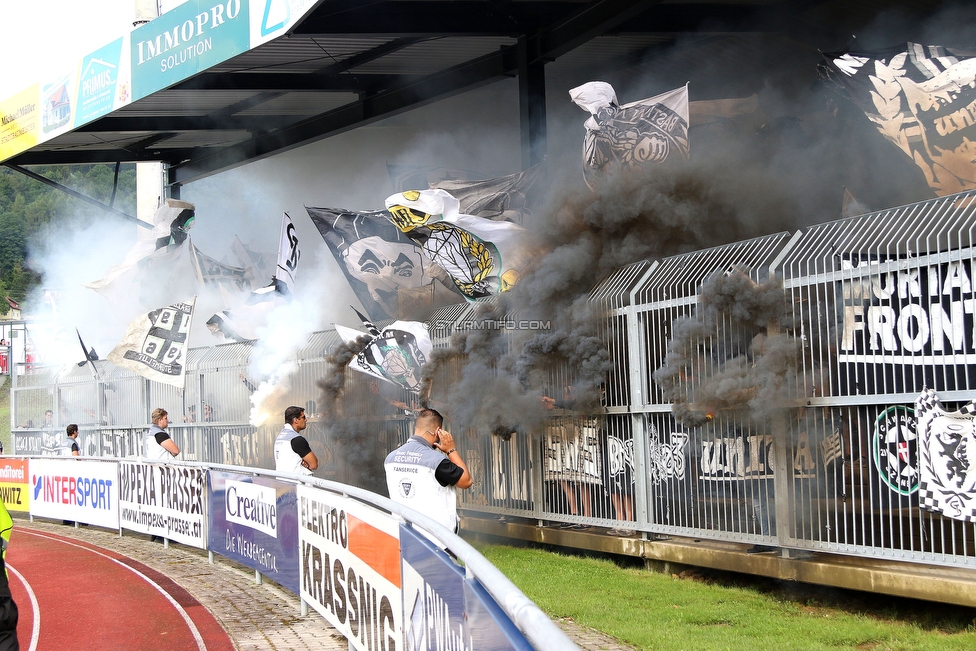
[[274, 406, 319, 475]]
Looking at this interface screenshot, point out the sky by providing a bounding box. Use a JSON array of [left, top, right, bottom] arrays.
[[0, 0, 186, 99]]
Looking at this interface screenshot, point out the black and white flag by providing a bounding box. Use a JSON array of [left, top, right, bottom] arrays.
[[916, 388, 976, 522], [570, 82, 690, 190], [275, 212, 300, 295], [823, 43, 976, 196], [430, 163, 545, 225], [307, 206, 453, 322], [108, 298, 195, 388]]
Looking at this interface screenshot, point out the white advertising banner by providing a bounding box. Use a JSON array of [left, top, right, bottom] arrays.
[[29, 458, 119, 529], [119, 461, 207, 548], [298, 485, 402, 651]]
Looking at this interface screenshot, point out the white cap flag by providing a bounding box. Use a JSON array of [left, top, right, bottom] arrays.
[[276, 212, 300, 295], [570, 81, 690, 190], [108, 298, 195, 387]]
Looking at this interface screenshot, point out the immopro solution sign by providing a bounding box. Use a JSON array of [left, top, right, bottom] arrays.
[[131, 0, 250, 99]]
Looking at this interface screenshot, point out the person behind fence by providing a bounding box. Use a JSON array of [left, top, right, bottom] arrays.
[[145, 408, 180, 460], [274, 406, 318, 475], [61, 424, 80, 457], [384, 408, 472, 537]]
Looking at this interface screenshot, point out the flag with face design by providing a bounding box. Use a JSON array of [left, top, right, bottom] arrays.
[[307, 205, 455, 321]]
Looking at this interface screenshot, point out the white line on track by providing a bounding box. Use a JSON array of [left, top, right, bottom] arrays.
[[6, 564, 39, 651], [18, 530, 208, 651]]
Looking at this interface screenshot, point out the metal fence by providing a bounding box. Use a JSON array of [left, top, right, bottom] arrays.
[[12, 190, 976, 570]]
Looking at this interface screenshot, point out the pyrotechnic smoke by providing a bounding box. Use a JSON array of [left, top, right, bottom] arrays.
[[317, 334, 372, 416], [652, 270, 804, 428]]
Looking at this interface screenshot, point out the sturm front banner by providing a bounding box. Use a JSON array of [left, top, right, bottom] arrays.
[[298, 485, 401, 651], [29, 458, 119, 528], [208, 471, 300, 593], [119, 461, 207, 548], [837, 254, 976, 394]]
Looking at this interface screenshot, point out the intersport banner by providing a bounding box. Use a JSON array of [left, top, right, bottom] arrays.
[[119, 461, 207, 548], [29, 458, 119, 529], [208, 471, 300, 593], [298, 485, 402, 651]]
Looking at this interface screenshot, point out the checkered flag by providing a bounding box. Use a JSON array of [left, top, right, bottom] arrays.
[[108, 298, 196, 388], [916, 388, 976, 522]]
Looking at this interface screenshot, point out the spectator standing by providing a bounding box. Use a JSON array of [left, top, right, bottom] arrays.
[[385, 409, 472, 537], [145, 408, 180, 460], [274, 406, 318, 475], [61, 425, 80, 456]]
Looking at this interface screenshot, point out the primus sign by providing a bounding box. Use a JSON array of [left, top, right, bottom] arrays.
[[838, 255, 976, 393]]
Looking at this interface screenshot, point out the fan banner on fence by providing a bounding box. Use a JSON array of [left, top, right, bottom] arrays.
[[307, 205, 452, 322], [335, 316, 432, 393], [835, 253, 976, 394], [108, 298, 195, 387], [570, 82, 690, 190], [543, 417, 603, 485], [384, 189, 533, 300], [429, 162, 545, 224], [915, 389, 976, 521], [822, 43, 976, 196]]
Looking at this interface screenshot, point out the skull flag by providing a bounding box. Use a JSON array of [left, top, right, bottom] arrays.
[[307, 206, 453, 322]]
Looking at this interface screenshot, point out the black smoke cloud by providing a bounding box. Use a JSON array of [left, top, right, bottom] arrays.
[[652, 270, 805, 429]]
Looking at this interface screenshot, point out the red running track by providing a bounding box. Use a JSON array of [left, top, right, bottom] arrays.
[[5, 527, 235, 651]]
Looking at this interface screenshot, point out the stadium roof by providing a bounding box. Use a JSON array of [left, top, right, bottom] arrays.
[[0, 0, 953, 192]]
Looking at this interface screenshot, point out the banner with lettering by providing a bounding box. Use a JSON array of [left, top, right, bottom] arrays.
[[400, 526, 533, 651], [29, 458, 119, 528], [837, 254, 976, 394], [208, 471, 300, 593], [0, 458, 30, 513], [119, 461, 207, 548], [297, 485, 402, 651]]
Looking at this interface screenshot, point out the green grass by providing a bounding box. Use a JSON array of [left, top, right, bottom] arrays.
[[475, 543, 976, 651]]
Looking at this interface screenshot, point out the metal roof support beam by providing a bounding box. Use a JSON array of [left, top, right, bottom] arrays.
[[170, 0, 664, 184], [518, 35, 547, 169], [4, 164, 147, 228]]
